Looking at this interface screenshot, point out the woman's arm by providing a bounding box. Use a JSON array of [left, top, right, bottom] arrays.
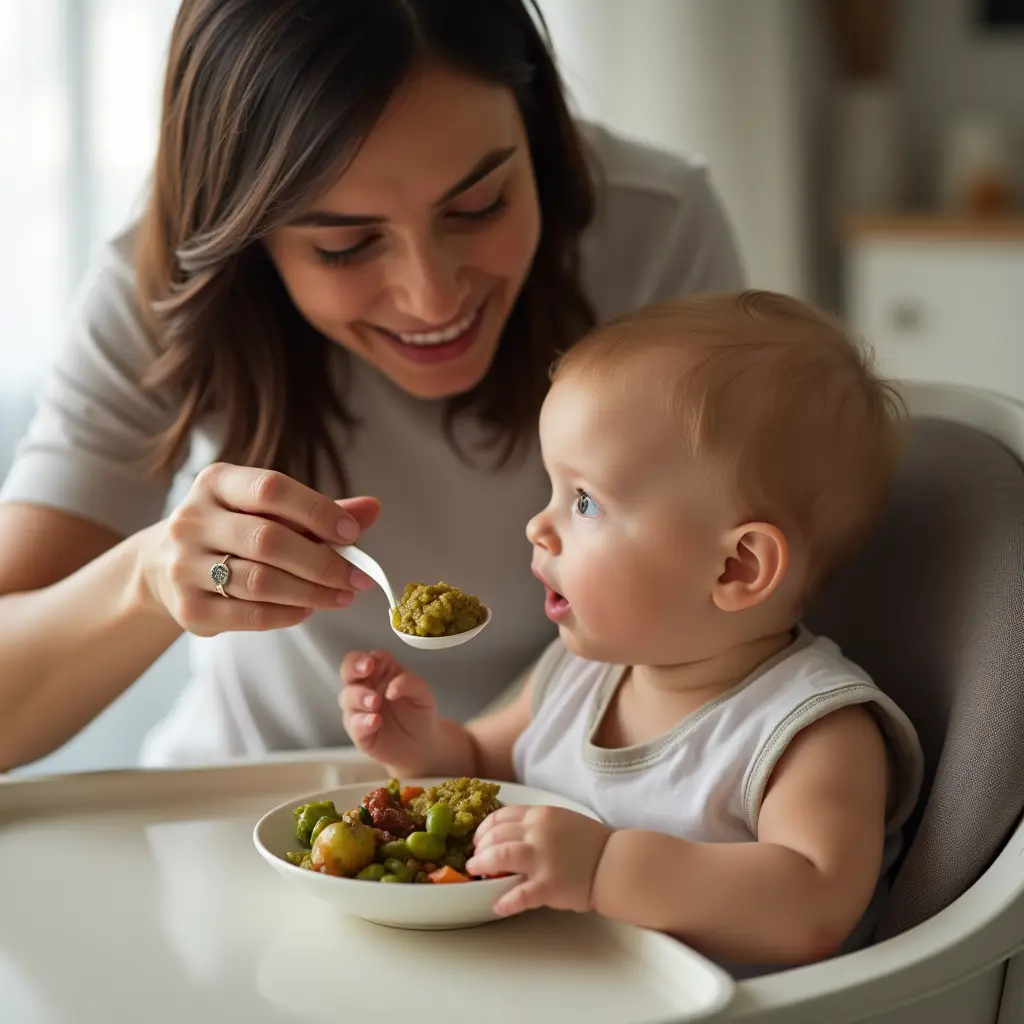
[[0, 232, 373, 770], [590, 705, 889, 965], [0, 504, 182, 771], [1, 472, 377, 772]]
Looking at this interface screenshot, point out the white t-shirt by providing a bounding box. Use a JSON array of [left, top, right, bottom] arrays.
[[0, 123, 745, 766]]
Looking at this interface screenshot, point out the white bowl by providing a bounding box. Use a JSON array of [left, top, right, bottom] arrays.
[[253, 777, 600, 930]]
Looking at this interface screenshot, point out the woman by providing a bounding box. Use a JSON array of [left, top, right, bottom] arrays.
[[0, 0, 743, 770]]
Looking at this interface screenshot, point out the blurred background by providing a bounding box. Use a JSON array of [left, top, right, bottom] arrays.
[[2, 0, 1022, 775]]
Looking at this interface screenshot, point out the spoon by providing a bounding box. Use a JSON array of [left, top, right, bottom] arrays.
[[335, 544, 491, 650]]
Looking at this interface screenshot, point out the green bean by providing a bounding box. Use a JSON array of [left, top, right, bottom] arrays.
[[283, 851, 307, 866], [387, 778, 402, 804], [426, 802, 453, 839], [356, 863, 388, 881], [406, 831, 446, 861], [379, 840, 411, 859], [380, 874, 404, 883]]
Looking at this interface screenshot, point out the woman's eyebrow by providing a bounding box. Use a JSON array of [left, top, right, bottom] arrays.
[[286, 146, 518, 229], [435, 145, 517, 204]]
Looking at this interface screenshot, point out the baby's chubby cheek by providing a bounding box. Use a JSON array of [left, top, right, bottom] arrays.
[[569, 558, 673, 661]]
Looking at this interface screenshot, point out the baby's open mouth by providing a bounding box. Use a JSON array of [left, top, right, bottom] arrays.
[[544, 586, 570, 621]]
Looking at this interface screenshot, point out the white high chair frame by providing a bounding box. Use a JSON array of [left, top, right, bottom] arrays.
[[714, 382, 1024, 1024]]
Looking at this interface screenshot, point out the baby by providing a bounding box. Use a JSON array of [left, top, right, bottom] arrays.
[[340, 290, 923, 973]]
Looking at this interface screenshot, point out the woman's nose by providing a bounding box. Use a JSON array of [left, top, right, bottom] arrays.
[[391, 239, 469, 326]]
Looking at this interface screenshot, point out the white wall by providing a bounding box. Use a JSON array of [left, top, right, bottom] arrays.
[[536, 0, 819, 299]]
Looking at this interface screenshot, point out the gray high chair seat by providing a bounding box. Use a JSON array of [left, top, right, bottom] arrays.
[[805, 410, 1024, 942]]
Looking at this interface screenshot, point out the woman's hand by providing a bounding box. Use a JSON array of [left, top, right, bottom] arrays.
[[142, 462, 380, 634], [339, 649, 438, 769]]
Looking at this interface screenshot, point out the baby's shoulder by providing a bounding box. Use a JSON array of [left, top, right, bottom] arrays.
[[744, 629, 924, 833]]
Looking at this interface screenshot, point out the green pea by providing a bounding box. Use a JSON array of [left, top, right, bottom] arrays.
[[380, 874, 404, 883], [379, 840, 411, 859], [426, 802, 453, 839], [356, 863, 388, 882], [406, 830, 446, 861], [309, 814, 340, 847], [383, 858, 413, 882]]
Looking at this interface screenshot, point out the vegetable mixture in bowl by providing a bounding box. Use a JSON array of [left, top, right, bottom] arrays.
[[254, 777, 601, 929], [391, 582, 488, 638], [282, 777, 504, 884]]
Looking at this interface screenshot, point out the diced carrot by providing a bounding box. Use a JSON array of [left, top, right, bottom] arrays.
[[427, 865, 470, 884], [400, 786, 425, 807]]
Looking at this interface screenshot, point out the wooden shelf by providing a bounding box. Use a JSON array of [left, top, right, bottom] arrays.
[[842, 213, 1024, 241]]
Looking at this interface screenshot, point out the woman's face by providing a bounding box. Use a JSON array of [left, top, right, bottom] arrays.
[[265, 64, 542, 400]]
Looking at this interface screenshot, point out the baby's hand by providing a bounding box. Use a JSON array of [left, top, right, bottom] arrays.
[[339, 650, 436, 767], [466, 806, 612, 917]]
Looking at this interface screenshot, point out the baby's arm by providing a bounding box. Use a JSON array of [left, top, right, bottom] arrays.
[[592, 705, 888, 965], [412, 683, 534, 781], [340, 648, 534, 782]]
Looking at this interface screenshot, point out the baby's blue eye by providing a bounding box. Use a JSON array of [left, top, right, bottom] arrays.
[[574, 490, 601, 517]]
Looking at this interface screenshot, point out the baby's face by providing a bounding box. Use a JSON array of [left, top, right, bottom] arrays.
[[527, 370, 733, 666]]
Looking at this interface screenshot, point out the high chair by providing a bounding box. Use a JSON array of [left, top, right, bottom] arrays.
[[721, 381, 1024, 1022]]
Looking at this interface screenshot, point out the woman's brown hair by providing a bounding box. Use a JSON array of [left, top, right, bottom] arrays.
[[137, 0, 596, 490]]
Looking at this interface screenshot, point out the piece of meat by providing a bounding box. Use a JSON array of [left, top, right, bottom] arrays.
[[361, 787, 392, 813], [362, 786, 420, 837], [372, 805, 419, 838]]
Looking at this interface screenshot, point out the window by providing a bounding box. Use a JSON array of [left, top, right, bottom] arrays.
[[0, 0, 179, 400]]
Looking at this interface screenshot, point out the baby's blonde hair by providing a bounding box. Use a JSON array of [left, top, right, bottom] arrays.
[[552, 290, 905, 594]]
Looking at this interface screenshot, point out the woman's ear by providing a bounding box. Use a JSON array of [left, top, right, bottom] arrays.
[[712, 522, 788, 612]]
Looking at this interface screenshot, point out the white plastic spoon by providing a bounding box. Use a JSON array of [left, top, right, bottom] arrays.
[[335, 544, 491, 650]]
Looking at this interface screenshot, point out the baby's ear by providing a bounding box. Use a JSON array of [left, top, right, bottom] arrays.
[[712, 523, 788, 612]]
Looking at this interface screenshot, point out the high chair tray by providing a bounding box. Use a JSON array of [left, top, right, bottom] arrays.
[[0, 750, 735, 1023]]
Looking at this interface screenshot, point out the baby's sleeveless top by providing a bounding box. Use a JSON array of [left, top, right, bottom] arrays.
[[512, 627, 924, 976]]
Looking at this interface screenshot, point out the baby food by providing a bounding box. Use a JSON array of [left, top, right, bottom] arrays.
[[391, 581, 487, 637]]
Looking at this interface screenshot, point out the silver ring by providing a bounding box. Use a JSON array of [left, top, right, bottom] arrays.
[[209, 555, 232, 598]]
